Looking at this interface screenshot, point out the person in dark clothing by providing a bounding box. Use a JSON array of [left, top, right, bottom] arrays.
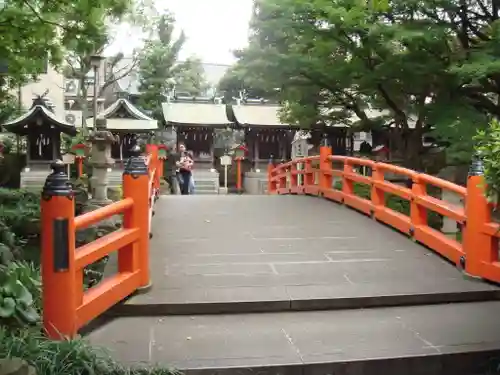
[[359, 140, 373, 155], [163, 144, 180, 195]]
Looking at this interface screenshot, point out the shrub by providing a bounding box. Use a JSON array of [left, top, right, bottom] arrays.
[[475, 118, 500, 204], [0, 262, 40, 328], [0, 327, 180, 375]]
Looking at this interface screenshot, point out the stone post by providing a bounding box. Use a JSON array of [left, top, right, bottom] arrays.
[[88, 117, 116, 206]]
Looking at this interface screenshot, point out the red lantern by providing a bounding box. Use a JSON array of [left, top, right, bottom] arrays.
[[71, 143, 87, 177], [232, 144, 248, 193], [158, 144, 168, 160], [233, 144, 248, 161], [71, 143, 87, 158]]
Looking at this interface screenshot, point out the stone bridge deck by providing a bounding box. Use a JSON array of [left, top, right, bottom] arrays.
[[88, 195, 500, 375]]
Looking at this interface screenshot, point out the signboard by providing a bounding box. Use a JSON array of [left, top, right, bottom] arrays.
[[61, 153, 75, 164], [292, 138, 308, 159], [220, 155, 232, 166]]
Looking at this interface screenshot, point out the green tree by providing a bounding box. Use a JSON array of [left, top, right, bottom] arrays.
[[233, 0, 499, 169], [137, 13, 186, 120], [62, 0, 142, 133], [174, 57, 210, 96], [0, 0, 135, 133], [0, 0, 130, 93], [218, 62, 279, 103]]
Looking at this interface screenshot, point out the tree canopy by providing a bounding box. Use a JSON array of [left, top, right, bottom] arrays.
[[137, 14, 186, 120], [226, 0, 500, 168], [138, 14, 211, 122], [0, 0, 130, 86], [0, 0, 133, 123]]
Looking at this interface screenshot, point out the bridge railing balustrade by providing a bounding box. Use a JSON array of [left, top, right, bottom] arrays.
[[267, 146, 500, 285], [40, 145, 161, 339]]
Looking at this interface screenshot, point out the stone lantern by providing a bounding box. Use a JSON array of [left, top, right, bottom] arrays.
[[291, 131, 311, 186], [88, 117, 117, 206]]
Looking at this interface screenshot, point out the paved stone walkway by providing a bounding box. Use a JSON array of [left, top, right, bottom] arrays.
[[89, 301, 500, 374], [115, 195, 499, 315], [89, 195, 500, 374]]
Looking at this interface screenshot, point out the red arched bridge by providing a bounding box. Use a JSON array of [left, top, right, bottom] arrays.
[[40, 145, 500, 375]]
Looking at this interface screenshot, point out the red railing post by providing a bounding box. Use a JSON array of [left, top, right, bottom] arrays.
[[319, 144, 332, 190], [41, 160, 77, 339], [290, 162, 298, 190], [267, 157, 277, 194], [410, 175, 428, 231], [342, 160, 354, 197], [304, 160, 314, 187], [279, 162, 287, 189], [123, 146, 152, 290], [463, 156, 493, 276], [370, 163, 385, 215]]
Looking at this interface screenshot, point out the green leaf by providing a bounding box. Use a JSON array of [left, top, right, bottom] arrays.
[[15, 305, 40, 323], [11, 281, 33, 305], [0, 297, 16, 318]]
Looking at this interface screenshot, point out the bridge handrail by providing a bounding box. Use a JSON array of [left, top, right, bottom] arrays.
[[267, 146, 500, 285], [40, 144, 162, 339]]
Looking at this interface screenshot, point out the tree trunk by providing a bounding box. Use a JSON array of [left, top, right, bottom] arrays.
[[392, 127, 423, 171]]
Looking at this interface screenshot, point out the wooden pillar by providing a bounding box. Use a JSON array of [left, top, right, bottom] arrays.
[[51, 134, 57, 161], [279, 132, 286, 161], [254, 136, 260, 170], [210, 130, 215, 168]]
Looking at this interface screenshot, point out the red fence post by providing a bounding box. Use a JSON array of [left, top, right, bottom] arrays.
[[290, 162, 298, 190], [304, 160, 312, 185], [410, 175, 428, 231], [342, 161, 354, 197], [150, 144, 160, 198], [41, 161, 77, 339], [319, 141, 332, 191], [370, 163, 385, 215], [463, 156, 493, 276], [123, 146, 152, 290], [267, 157, 277, 194]]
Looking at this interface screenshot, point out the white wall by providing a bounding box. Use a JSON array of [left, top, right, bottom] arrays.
[[19, 66, 65, 116]]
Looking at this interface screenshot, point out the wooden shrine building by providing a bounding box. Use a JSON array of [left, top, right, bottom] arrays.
[[87, 97, 158, 164], [86, 96, 158, 187], [161, 95, 232, 194], [2, 96, 77, 188], [229, 101, 296, 168], [161, 95, 232, 168]]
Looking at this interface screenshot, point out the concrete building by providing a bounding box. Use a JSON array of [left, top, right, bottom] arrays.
[[19, 65, 65, 117]]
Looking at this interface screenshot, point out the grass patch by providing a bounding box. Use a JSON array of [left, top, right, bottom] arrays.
[[0, 327, 180, 375]]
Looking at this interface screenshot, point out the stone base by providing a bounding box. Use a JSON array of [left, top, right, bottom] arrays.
[[243, 171, 268, 195], [218, 187, 228, 195], [20, 170, 52, 189], [87, 198, 113, 207], [192, 170, 220, 195]]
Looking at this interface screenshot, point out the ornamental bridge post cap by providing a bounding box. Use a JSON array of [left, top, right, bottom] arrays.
[[123, 145, 148, 176], [468, 151, 485, 177], [321, 134, 329, 147], [42, 159, 73, 197], [95, 117, 107, 130]]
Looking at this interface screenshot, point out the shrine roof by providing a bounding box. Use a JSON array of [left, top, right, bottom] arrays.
[[99, 98, 155, 121], [2, 99, 77, 136], [162, 101, 232, 127], [230, 104, 294, 128], [86, 98, 157, 131]]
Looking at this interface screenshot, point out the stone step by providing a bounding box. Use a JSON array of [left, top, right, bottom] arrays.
[[87, 301, 500, 375]]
